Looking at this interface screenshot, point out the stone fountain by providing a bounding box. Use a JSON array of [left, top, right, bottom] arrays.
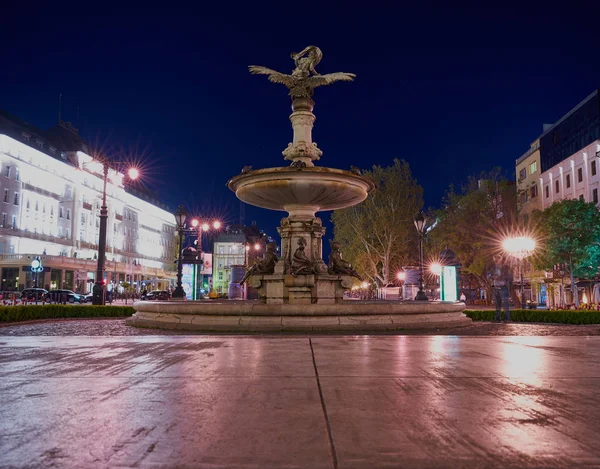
[[127, 46, 470, 331]]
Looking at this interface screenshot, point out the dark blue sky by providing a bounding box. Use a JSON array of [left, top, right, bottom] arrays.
[[2, 5, 600, 240]]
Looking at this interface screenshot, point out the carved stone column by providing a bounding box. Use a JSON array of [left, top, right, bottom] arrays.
[[282, 97, 323, 166]]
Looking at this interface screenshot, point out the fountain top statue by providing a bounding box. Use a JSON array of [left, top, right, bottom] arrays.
[[249, 46, 356, 99]]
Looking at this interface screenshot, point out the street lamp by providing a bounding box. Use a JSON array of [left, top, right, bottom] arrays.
[[91, 159, 139, 305], [172, 205, 188, 299], [502, 235, 536, 309], [414, 211, 428, 301]]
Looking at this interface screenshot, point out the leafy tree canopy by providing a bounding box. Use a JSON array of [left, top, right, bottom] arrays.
[[428, 168, 517, 293], [331, 159, 423, 286], [533, 198, 600, 278]]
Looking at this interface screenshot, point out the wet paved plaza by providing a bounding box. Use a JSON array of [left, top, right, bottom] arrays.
[[1, 331, 600, 468]]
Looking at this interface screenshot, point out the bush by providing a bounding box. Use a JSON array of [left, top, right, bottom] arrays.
[[0, 305, 135, 323], [464, 309, 600, 324]]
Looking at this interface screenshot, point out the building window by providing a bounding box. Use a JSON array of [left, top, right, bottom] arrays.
[[35, 201, 39, 211], [50, 205, 54, 216], [15, 167, 20, 181], [555, 180, 559, 193], [11, 215, 17, 229], [66, 209, 71, 220], [529, 161, 537, 174], [594, 189, 599, 204], [1, 213, 6, 228], [22, 132, 30, 143], [36, 139, 44, 150], [49, 146, 56, 155], [545, 185, 549, 198], [579, 194, 584, 201], [3, 189, 8, 203], [4, 165, 11, 178], [13, 192, 19, 205], [578, 167, 583, 183], [59, 206, 63, 218], [566, 174, 571, 188], [530, 185, 538, 198], [519, 168, 526, 181], [66, 228, 70, 239], [592, 160, 597, 177], [218, 272, 223, 280]]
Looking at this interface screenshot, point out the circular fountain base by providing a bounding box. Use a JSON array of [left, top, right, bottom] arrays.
[[126, 300, 471, 332]]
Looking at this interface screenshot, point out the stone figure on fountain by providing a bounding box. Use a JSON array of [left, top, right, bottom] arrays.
[[248, 46, 356, 100], [328, 241, 362, 280], [290, 237, 318, 276], [240, 242, 279, 285]]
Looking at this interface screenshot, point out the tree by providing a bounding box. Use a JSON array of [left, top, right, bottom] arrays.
[[533, 199, 600, 307], [428, 168, 517, 300], [331, 159, 423, 286]]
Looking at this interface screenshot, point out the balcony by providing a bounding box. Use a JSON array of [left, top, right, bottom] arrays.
[[0, 226, 72, 246], [82, 202, 92, 211], [21, 182, 62, 201], [115, 214, 123, 221]]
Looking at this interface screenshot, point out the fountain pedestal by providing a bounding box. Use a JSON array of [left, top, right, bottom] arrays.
[[247, 270, 353, 305]]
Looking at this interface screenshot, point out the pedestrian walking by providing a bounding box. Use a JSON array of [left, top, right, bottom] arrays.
[[459, 292, 466, 303], [491, 255, 512, 322]]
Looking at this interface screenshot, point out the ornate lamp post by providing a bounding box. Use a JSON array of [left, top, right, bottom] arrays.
[[92, 160, 139, 305], [414, 211, 428, 301], [172, 205, 188, 299], [502, 235, 536, 308]]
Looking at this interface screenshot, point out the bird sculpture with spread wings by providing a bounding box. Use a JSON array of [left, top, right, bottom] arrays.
[[249, 46, 355, 99]]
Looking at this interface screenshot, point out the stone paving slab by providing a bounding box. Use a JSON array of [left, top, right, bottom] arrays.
[[1, 335, 600, 468]]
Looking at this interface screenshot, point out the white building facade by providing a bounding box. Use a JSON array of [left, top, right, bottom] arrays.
[[538, 140, 600, 209], [0, 115, 176, 293]]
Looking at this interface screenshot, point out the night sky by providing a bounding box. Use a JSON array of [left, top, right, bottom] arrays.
[[2, 5, 600, 243]]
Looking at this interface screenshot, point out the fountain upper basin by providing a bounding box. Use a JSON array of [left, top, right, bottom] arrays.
[[227, 166, 375, 218]]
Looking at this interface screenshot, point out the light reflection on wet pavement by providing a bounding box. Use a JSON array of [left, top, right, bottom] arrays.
[[1, 318, 599, 336], [1, 332, 600, 468]]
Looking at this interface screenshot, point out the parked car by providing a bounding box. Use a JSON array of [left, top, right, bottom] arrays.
[[143, 290, 170, 301], [47, 289, 85, 303], [20, 288, 48, 301]]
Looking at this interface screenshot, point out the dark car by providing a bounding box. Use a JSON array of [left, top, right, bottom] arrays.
[[144, 290, 170, 301], [47, 289, 85, 303], [20, 288, 48, 301]]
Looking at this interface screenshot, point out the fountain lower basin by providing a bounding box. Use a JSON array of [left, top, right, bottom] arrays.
[[126, 300, 470, 332]]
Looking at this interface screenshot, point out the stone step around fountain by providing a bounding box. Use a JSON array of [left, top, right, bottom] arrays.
[[126, 301, 471, 332]]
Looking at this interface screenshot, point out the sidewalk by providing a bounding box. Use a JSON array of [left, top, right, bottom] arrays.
[[1, 335, 599, 468]]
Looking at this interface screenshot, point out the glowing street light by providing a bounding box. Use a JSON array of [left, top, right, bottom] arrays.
[[201, 223, 210, 232], [254, 243, 261, 251], [213, 221, 222, 230], [503, 235, 536, 309], [396, 271, 406, 281], [414, 211, 428, 301], [430, 262, 442, 276], [127, 167, 140, 180], [191, 219, 199, 228], [172, 205, 188, 299], [89, 157, 140, 305]]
